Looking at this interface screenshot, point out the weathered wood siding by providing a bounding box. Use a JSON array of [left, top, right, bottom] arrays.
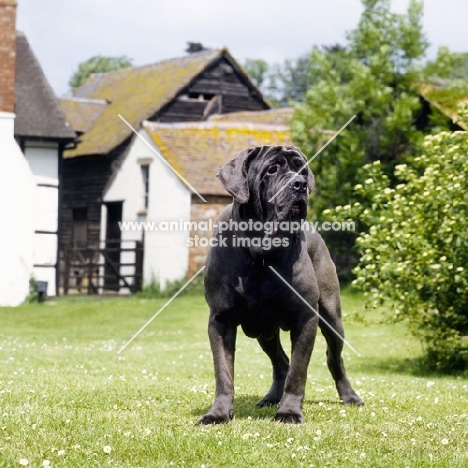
[[152, 56, 268, 123], [61, 138, 130, 250]]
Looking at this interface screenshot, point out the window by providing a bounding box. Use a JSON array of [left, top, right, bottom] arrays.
[[141, 165, 150, 210]]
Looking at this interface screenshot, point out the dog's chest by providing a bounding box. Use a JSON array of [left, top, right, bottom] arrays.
[[234, 267, 289, 338]]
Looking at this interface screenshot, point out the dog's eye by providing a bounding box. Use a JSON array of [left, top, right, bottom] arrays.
[[300, 168, 308, 177], [267, 165, 278, 175]]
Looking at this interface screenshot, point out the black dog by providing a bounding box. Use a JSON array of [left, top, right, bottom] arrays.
[[198, 146, 363, 424]]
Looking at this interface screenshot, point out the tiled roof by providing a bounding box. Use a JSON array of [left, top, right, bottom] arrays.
[[14, 32, 75, 140], [416, 81, 468, 130], [143, 121, 293, 196], [209, 107, 293, 126], [65, 48, 236, 158], [59, 97, 109, 134]]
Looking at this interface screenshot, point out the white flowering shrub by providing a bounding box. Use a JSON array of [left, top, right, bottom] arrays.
[[329, 131, 468, 371]]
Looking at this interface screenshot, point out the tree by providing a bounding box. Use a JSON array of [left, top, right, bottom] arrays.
[[290, 0, 433, 276], [244, 45, 349, 108], [332, 126, 468, 371], [243, 58, 269, 90], [425, 46, 468, 81], [69, 55, 133, 92]]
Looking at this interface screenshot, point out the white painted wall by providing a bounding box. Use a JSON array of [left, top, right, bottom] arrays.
[[0, 112, 35, 306], [23, 141, 59, 296], [104, 130, 191, 291]]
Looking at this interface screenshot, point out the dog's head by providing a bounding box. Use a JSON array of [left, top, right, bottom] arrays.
[[218, 145, 314, 223]]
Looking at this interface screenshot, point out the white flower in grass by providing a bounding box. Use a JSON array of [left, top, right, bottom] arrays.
[[103, 445, 112, 454], [441, 438, 449, 445], [57, 450, 65, 456], [360, 452, 366, 459], [19, 460, 29, 466], [42, 461, 51, 467]]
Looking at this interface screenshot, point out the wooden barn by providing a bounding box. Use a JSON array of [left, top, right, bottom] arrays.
[[59, 48, 270, 293]]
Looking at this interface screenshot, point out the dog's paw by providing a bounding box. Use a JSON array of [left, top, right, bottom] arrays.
[[196, 409, 234, 425], [341, 393, 364, 406], [256, 394, 280, 407], [274, 411, 305, 424]]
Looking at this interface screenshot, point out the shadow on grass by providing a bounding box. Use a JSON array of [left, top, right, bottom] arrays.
[[354, 355, 468, 378], [193, 394, 276, 422], [193, 395, 343, 422]]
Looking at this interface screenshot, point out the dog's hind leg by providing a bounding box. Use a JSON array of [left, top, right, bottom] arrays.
[[318, 295, 364, 406], [256, 331, 290, 407]]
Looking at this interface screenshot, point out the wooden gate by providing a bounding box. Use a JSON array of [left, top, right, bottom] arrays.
[[60, 240, 144, 295]]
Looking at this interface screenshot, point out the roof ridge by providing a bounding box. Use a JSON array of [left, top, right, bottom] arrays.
[[59, 96, 109, 105], [84, 47, 224, 82], [143, 120, 289, 131]]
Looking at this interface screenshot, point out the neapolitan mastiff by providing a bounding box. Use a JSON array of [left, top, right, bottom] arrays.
[[198, 145, 363, 424]]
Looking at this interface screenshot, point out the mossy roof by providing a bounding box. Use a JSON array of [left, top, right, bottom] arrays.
[[209, 108, 293, 126], [59, 97, 108, 134], [64, 48, 232, 158], [143, 121, 293, 196], [416, 82, 468, 130]]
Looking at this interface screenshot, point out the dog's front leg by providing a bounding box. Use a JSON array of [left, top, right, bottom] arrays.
[[275, 314, 318, 423], [197, 314, 237, 424]]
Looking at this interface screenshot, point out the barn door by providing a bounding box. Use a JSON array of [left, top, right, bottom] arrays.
[[104, 202, 123, 291]]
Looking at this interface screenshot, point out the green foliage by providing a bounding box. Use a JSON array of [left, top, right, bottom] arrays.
[[69, 55, 133, 91], [425, 46, 468, 80], [243, 58, 269, 89], [26, 277, 40, 303], [329, 131, 468, 371], [244, 45, 349, 107], [290, 0, 439, 273]]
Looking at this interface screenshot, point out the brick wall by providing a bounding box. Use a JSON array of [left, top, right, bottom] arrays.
[[188, 195, 231, 275], [0, 0, 17, 113]]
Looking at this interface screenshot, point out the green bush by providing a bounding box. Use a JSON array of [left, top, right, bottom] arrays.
[[26, 277, 40, 304], [326, 130, 468, 371], [138, 275, 204, 299]]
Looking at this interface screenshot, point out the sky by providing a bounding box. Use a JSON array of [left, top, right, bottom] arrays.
[[15, 0, 468, 97]]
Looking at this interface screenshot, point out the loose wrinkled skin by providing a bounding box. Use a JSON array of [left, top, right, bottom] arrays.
[[198, 146, 363, 425]]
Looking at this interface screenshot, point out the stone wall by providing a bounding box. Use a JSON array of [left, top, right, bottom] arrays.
[[188, 195, 231, 275]]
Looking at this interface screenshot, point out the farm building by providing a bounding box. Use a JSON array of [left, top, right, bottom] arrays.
[[0, 0, 75, 306], [58, 48, 273, 293], [102, 110, 293, 293]]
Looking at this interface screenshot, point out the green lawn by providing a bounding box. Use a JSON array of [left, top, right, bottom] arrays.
[[0, 290, 467, 467]]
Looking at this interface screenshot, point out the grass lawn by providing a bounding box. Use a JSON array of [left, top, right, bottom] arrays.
[[0, 289, 467, 467]]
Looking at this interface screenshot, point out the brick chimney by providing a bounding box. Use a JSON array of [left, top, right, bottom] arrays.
[[0, 0, 17, 114]]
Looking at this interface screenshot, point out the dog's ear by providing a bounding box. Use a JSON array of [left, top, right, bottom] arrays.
[[218, 147, 262, 204]]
